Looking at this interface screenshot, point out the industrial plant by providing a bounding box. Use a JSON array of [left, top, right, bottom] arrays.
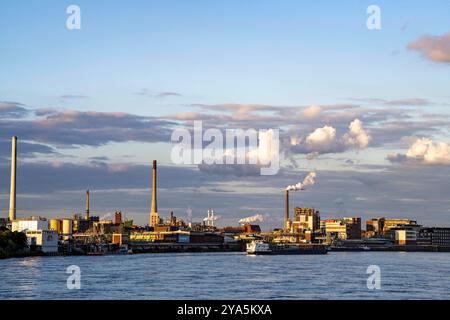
[[1, 136, 450, 258]]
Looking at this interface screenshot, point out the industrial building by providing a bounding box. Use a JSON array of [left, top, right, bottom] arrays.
[[366, 217, 418, 237], [393, 229, 417, 245], [291, 207, 320, 233], [12, 217, 49, 233], [418, 227, 450, 247], [4, 134, 450, 256], [12, 217, 58, 253], [130, 230, 222, 244], [322, 217, 362, 241]]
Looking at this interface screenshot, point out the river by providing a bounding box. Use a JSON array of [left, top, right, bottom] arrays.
[[1, 251, 449, 299]]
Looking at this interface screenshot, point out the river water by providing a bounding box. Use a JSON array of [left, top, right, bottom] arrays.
[[1, 252, 450, 299]]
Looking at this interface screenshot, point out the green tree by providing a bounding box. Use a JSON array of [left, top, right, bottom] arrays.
[[0, 230, 28, 258]]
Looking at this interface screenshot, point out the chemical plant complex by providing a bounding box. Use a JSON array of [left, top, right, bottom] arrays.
[[1, 136, 450, 257]]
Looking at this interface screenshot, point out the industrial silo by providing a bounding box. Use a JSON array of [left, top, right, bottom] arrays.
[[62, 219, 73, 239], [49, 219, 62, 234]]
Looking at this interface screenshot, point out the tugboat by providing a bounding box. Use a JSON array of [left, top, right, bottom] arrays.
[[246, 240, 272, 255]]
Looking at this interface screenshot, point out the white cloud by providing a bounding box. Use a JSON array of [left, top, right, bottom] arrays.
[[343, 119, 371, 148], [408, 32, 450, 63], [290, 119, 371, 156], [389, 138, 450, 165], [302, 105, 322, 118], [290, 136, 302, 146], [305, 125, 337, 150]]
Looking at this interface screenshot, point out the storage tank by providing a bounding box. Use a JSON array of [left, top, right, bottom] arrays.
[[62, 219, 73, 237], [49, 219, 62, 234]]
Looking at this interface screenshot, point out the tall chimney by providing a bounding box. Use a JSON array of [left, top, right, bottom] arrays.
[[85, 190, 90, 220], [284, 189, 289, 230], [149, 160, 159, 227], [8, 136, 17, 221], [151, 160, 157, 213]]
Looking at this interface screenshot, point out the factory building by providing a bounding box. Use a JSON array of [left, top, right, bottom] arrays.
[[366, 217, 418, 237], [343, 217, 362, 239], [366, 218, 384, 237], [418, 227, 450, 247], [165, 211, 186, 228], [73, 215, 98, 233], [393, 229, 417, 245], [383, 222, 421, 245], [130, 230, 222, 244], [112, 233, 129, 246], [291, 207, 320, 232], [25, 230, 58, 253], [323, 220, 347, 240], [321, 217, 362, 242], [12, 217, 58, 253], [221, 224, 261, 234], [383, 219, 417, 232], [12, 217, 49, 232]]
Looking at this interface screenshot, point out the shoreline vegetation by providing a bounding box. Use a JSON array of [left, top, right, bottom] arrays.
[[0, 227, 28, 259]]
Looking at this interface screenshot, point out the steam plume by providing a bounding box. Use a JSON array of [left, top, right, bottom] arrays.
[[286, 172, 317, 191], [238, 214, 264, 224], [203, 215, 221, 221]]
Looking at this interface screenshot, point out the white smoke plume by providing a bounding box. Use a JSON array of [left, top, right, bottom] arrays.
[[238, 214, 265, 224], [286, 171, 317, 191], [203, 215, 221, 222]]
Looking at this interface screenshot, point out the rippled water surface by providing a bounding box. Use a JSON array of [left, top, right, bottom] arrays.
[[1, 252, 450, 299]]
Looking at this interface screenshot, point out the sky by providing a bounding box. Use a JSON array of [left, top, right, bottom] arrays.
[[1, 0, 450, 229]]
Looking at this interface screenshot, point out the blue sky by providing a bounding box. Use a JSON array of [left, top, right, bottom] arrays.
[[1, 0, 449, 112], [1, 1, 450, 228]]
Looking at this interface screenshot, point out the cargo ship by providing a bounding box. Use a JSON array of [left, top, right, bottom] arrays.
[[246, 240, 327, 255]]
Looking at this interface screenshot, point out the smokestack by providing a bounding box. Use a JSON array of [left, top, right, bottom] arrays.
[[149, 160, 159, 227], [8, 136, 17, 221], [115, 211, 122, 224], [85, 190, 90, 220], [284, 189, 289, 230], [151, 160, 157, 213]]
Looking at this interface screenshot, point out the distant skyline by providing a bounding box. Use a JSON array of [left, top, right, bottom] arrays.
[[1, 1, 450, 229]]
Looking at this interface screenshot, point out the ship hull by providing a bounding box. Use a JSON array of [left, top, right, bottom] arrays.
[[246, 242, 328, 255], [270, 244, 328, 255]]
